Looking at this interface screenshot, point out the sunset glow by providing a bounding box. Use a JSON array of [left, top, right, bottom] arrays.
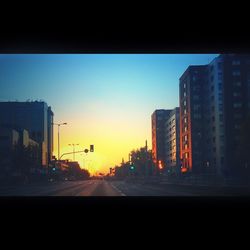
[[0, 54, 218, 174]]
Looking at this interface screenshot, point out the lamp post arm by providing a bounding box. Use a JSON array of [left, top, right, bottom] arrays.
[[59, 150, 88, 160]]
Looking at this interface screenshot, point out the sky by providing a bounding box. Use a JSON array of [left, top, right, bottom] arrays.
[[0, 54, 218, 174]]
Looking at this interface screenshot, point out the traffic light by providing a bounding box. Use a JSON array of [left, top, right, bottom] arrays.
[[90, 145, 94, 152]]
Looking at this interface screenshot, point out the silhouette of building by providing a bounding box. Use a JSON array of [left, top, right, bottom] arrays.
[[0, 101, 54, 169]]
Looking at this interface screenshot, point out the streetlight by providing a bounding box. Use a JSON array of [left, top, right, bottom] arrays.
[[68, 143, 79, 161], [52, 122, 67, 161]]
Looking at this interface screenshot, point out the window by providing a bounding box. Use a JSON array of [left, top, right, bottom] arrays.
[[194, 114, 201, 119], [184, 83, 186, 89], [234, 113, 242, 119], [184, 126, 187, 132], [218, 74, 222, 81], [219, 104, 223, 111], [185, 144, 188, 149], [193, 104, 200, 111], [233, 92, 241, 97], [184, 100, 186, 106], [184, 117, 187, 124], [234, 81, 242, 87], [221, 157, 224, 164], [232, 60, 240, 65], [235, 124, 241, 129], [184, 135, 188, 141], [218, 82, 222, 91], [184, 92, 186, 97], [232, 70, 241, 76], [233, 103, 242, 108]]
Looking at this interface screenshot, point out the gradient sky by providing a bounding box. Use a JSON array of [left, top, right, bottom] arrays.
[[0, 54, 218, 174]]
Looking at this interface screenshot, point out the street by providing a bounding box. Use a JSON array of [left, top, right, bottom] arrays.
[[0, 180, 124, 196], [1, 179, 250, 196]]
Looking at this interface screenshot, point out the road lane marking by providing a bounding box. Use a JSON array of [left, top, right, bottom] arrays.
[[109, 182, 126, 196]]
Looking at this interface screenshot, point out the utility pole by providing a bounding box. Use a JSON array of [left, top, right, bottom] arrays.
[[52, 122, 67, 161]]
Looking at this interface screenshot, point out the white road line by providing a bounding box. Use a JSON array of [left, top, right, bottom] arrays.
[[109, 182, 126, 196]]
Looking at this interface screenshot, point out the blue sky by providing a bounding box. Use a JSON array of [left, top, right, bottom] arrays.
[[0, 54, 218, 173]]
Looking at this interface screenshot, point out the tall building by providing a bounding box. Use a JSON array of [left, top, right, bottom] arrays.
[[218, 54, 250, 177], [0, 101, 54, 168], [179, 65, 208, 174], [165, 107, 180, 175], [151, 109, 171, 171], [179, 54, 250, 178]]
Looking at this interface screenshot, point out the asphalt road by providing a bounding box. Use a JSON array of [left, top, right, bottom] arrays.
[[1, 179, 250, 196], [0, 180, 123, 196]]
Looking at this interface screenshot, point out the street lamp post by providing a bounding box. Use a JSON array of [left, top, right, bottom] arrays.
[[52, 122, 67, 161], [68, 143, 79, 161]]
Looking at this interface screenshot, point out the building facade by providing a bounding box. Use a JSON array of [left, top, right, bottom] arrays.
[[0, 101, 54, 168], [179, 65, 208, 174], [151, 109, 171, 171], [164, 107, 180, 175], [179, 54, 250, 178]]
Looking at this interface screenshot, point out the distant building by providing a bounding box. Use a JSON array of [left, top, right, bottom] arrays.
[[0, 101, 54, 168], [164, 107, 180, 175], [151, 109, 171, 171]]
